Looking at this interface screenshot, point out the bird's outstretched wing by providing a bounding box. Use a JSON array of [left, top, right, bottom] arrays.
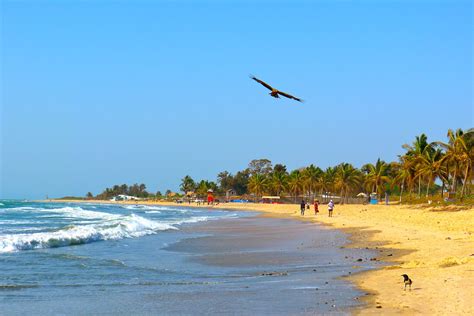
[[250, 76, 274, 91], [278, 90, 303, 102]]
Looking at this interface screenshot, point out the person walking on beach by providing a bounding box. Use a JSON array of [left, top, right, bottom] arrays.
[[328, 200, 334, 217], [300, 200, 305, 216], [314, 200, 319, 215]]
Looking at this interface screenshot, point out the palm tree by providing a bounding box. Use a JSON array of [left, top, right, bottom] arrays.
[[270, 172, 288, 196], [363, 159, 391, 198], [248, 174, 268, 201], [437, 128, 474, 198], [402, 134, 433, 197], [180, 175, 196, 194], [287, 170, 304, 202], [392, 156, 416, 202], [335, 163, 361, 204], [302, 164, 323, 201], [416, 148, 446, 197], [316, 167, 336, 202], [195, 180, 209, 197]]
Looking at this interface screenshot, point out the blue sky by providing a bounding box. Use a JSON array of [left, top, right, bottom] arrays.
[[1, 0, 472, 199]]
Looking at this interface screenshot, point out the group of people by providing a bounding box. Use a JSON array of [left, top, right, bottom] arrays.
[[300, 199, 334, 217]]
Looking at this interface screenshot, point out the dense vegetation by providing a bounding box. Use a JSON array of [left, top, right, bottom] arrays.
[[177, 128, 473, 204], [87, 128, 473, 204], [92, 183, 150, 200]]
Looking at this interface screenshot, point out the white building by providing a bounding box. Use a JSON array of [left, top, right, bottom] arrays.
[[110, 195, 139, 201]]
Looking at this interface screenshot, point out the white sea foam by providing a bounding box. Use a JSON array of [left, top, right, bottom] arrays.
[[0, 220, 37, 225], [1, 206, 38, 212], [38, 207, 120, 221], [0, 214, 176, 253], [124, 205, 167, 211], [145, 211, 161, 214]]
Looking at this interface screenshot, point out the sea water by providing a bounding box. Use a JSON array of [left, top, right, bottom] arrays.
[[0, 201, 375, 315], [0, 201, 246, 312]]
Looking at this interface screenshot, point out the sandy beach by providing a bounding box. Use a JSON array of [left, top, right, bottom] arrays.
[[51, 199, 474, 314]]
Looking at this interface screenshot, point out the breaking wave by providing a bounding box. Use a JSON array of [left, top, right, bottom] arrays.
[[0, 214, 175, 253]]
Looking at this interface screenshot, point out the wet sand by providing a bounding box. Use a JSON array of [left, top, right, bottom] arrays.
[[162, 215, 378, 315]]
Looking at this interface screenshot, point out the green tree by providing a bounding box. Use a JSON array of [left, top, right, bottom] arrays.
[[217, 171, 234, 192], [248, 174, 268, 201], [287, 170, 304, 202], [437, 128, 474, 198], [270, 171, 288, 196], [402, 134, 434, 197], [195, 180, 209, 197], [180, 175, 196, 194], [392, 156, 416, 202], [363, 159, 391, 197], [417, 148, 446, 197], [319, 167, 336, 199], [233, 170, 250, 195], [248, 159, 273, 176], [273, 164, 287, 174], [335, 163, 361, 204], [302, 164, 323, 201]]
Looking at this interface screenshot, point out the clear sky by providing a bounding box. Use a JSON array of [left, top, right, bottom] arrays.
[[1, 0, 472, 199]]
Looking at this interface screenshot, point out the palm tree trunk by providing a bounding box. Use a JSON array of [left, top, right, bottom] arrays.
[[418, 177, 421, 198], [400, 183, 404, 204], [426, 180, 430, 197], [461, 164, 470, 198], [452, 167, 458, 193]]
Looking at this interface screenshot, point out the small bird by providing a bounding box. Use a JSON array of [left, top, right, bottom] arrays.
[[250, 76, 303, 102], [401, 274, 412, 291]]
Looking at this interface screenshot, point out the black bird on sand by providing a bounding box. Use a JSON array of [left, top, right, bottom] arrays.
[[250, 76, 303, 102], [401, 274, 412, 290]]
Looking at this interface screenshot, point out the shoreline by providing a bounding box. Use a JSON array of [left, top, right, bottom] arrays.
[[43, 199, 474, 314], [165, 215, 375, 314]]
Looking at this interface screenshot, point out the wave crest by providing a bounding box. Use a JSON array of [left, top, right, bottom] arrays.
[[0, 214, 175, 253]]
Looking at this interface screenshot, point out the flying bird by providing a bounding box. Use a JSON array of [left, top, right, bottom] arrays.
[[250, 76, 303, 102], [401, 274, 412, 291]]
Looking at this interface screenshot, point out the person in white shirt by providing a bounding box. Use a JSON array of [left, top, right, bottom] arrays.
[[328, 200, 334, 217]]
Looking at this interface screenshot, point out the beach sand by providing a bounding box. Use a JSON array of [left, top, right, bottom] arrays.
[[53, 199, 474, 314]]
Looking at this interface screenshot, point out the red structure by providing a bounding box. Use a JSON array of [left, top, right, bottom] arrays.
[[207, 189, 214, 205]]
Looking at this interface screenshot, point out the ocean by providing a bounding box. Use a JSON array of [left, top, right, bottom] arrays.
[[0, 201, 376, 315]]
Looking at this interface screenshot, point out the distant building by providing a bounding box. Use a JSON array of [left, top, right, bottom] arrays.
[[226, 189, 237, 201], [110, 195, 139, 201]]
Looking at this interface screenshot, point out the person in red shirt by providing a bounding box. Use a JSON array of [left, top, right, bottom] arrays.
[[314, 200, 319, 215]]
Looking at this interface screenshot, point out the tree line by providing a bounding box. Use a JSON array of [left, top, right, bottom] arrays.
[[90, 183, 150, 200], [178, 128, 473, 203], [86, 128, 472, 203]]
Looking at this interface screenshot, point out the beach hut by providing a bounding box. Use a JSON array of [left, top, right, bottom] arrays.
[[226, 189, 236, 201], [262, 196, 281, 204]]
